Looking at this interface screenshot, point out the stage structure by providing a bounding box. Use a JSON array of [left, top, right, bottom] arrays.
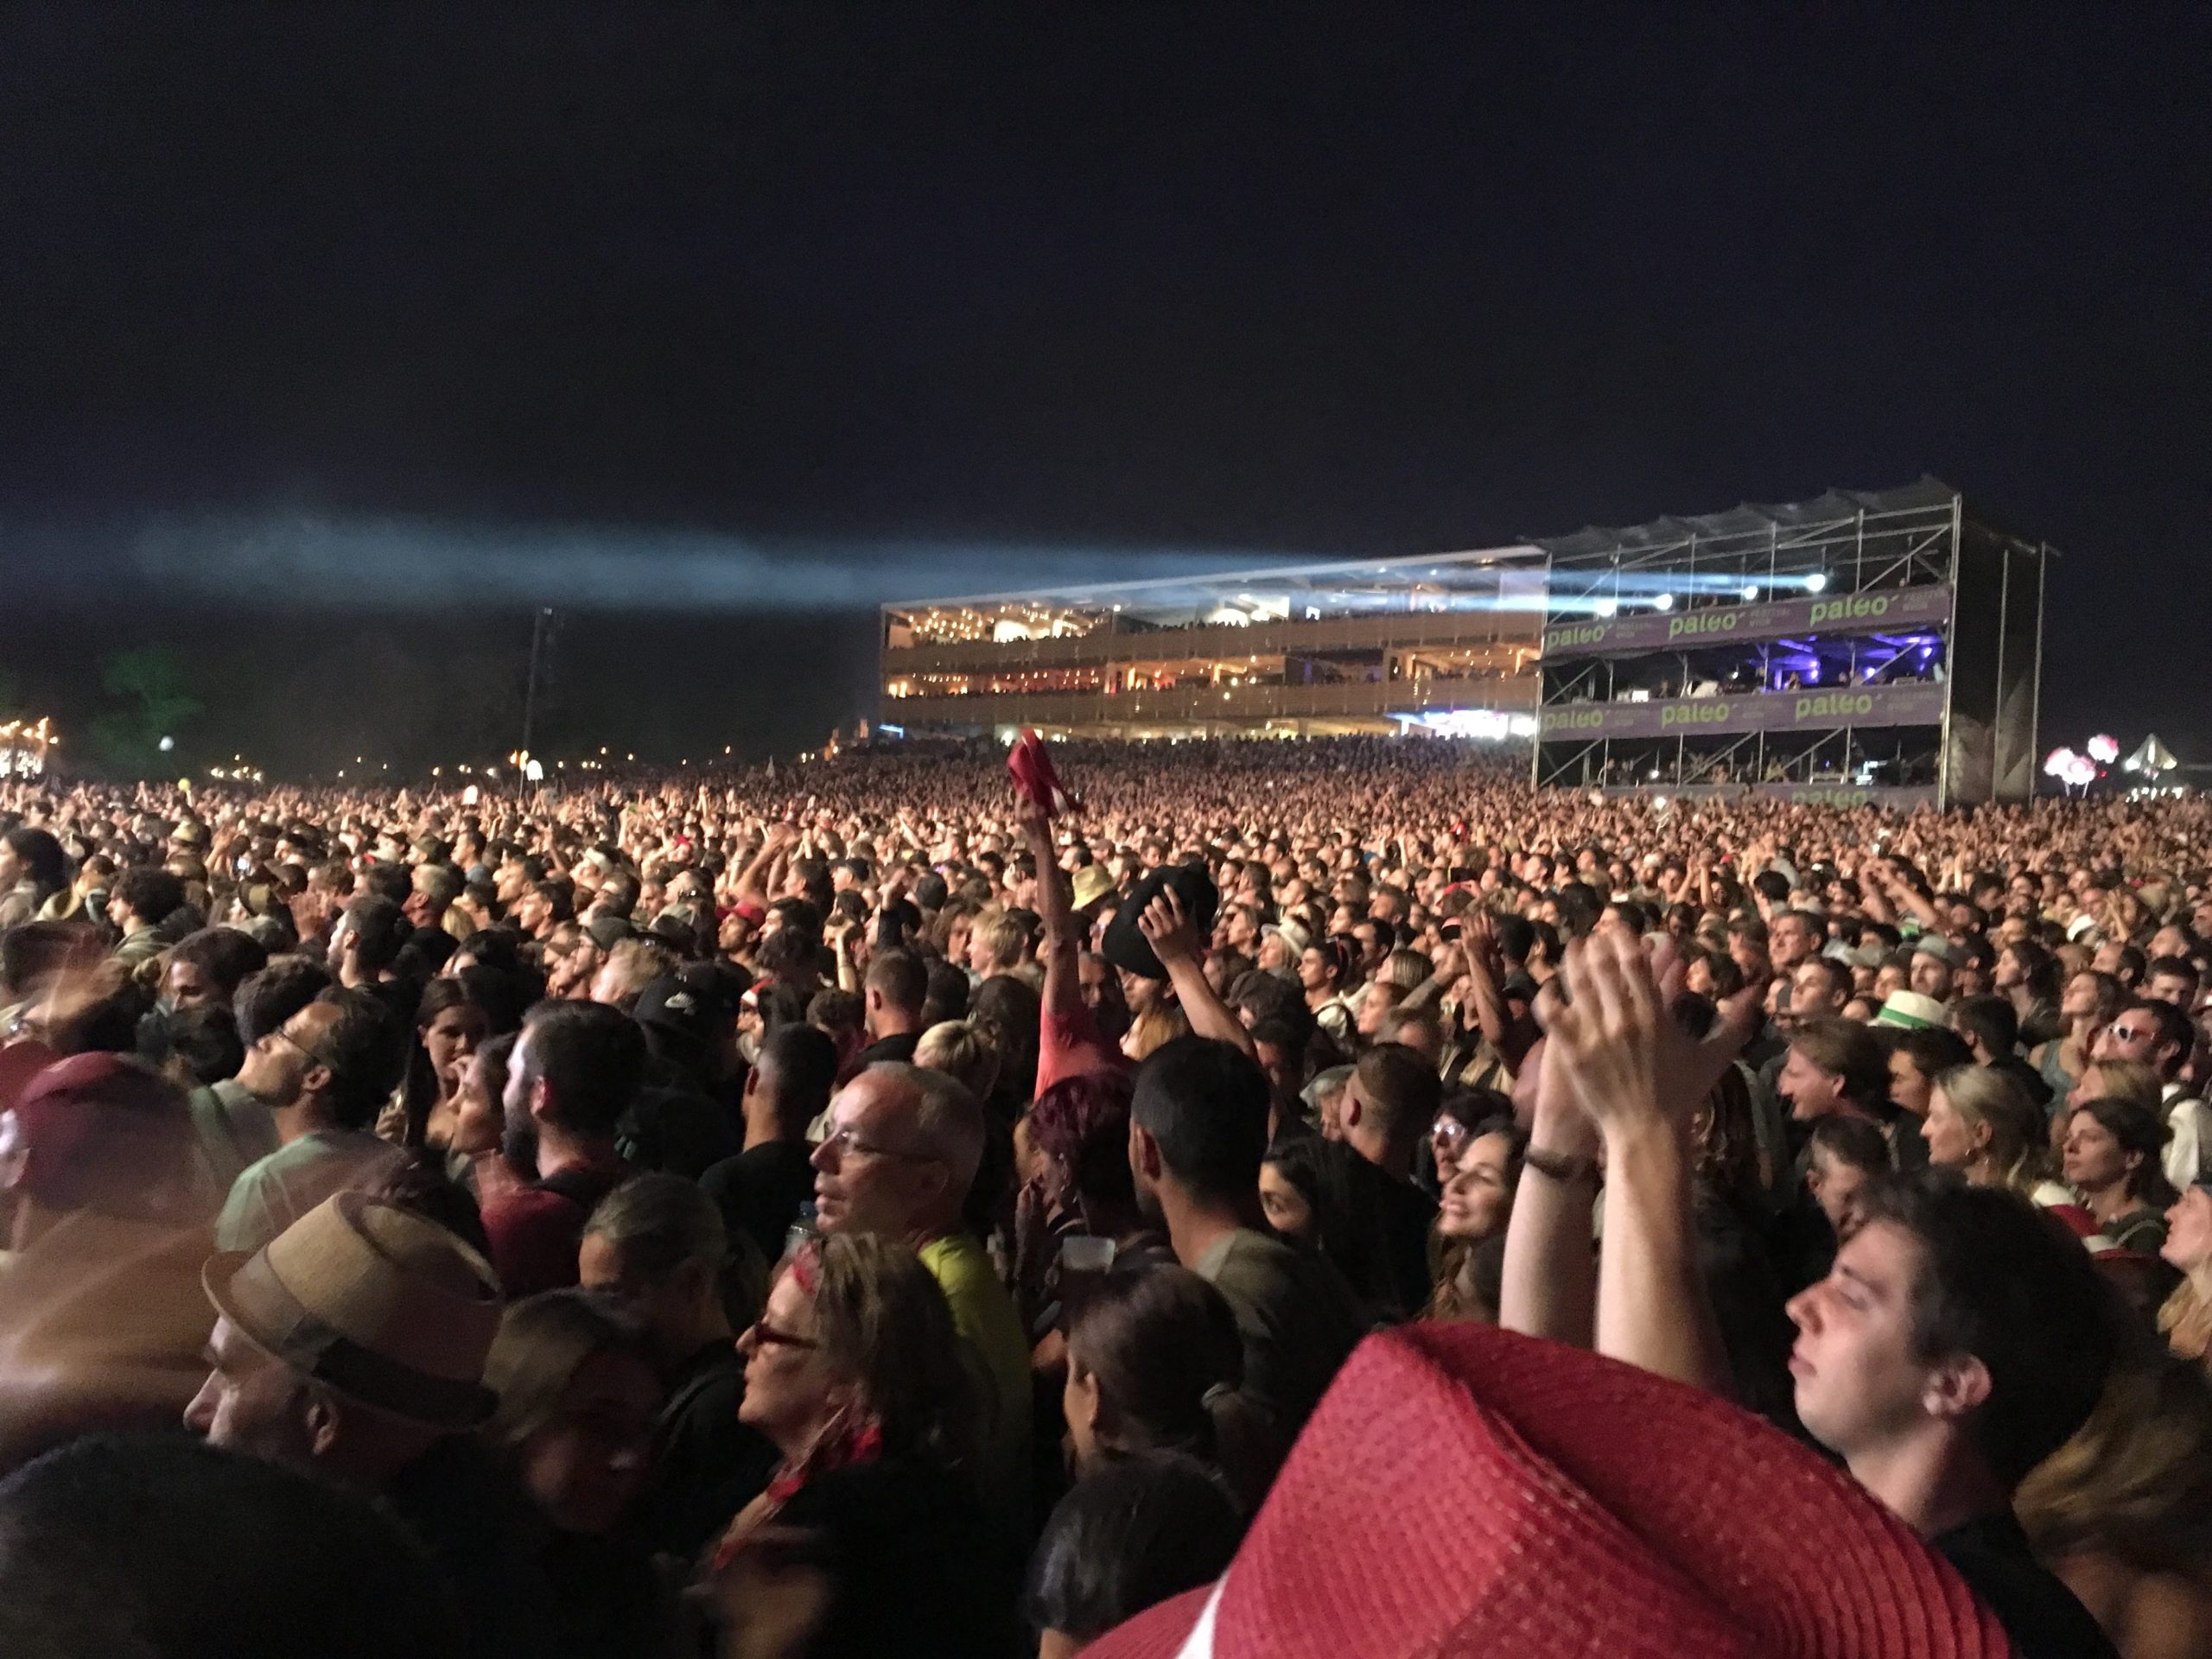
[[1530, 480, 2048, 809], [879, 549, 1548, 741]]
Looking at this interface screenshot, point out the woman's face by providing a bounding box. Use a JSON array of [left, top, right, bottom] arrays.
[[2063, 1110, 2135, 1195], [1918, 1084, 1980, 1170], [423, 1003, 489, 1094], [1258, 1162, 1313, 1239], [448, 1051, 504, 1157], [1437, 1132, 1516, 1243], [738, 1269, 844, 1457], [514, 1347, 661, 1535], [2161, 1185, 2212, 1273]]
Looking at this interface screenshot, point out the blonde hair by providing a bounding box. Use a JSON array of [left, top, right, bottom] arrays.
[[1933, 1065, 2052, 1195], [914, 1019, 1001, 1106], [2017, 1355, 2212, 1573], [2075, 1058, 2164, 1114], [974, 911, 1028, 973], [1378, 950, 1429, 995], [1123, 1001, 1191, 1063], [2159, 1273, 2212, 1369]]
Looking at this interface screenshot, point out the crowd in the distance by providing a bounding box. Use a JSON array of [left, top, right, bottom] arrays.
[[3, 734, 2212, 1657]]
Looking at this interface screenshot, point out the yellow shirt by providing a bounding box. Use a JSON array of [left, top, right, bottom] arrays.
[[918, 1232, 1033, 1529]]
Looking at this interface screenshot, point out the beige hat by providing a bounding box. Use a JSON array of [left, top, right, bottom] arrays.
[[1070, 864, 1116, 911], [203, 1191, 504, 1430]]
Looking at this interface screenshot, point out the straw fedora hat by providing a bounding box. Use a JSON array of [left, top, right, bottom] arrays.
[[202, 1191, 504, 1431], [1070, 863, 1117, 912], [1086, 1322, 2007, 1659]]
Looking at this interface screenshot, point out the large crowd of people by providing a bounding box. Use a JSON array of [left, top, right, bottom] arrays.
[[3, 732, 2212, 1656]]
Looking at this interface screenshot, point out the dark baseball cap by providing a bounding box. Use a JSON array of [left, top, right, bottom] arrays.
[[632, 973, 733, 1049]]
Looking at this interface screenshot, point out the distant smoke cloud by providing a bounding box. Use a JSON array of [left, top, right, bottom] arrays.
[[10, 511, 1274, 612]]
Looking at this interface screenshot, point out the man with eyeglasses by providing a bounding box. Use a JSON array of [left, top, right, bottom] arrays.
[[2092, 997, 2212, 1188], [810, 1062, 1031, 1529], [215, 988, 410, 1252]]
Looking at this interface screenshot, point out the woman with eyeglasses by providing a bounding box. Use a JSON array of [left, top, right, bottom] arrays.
[[1426, 1084, 1513, 1192], [703, 1232, 1017, 1658]]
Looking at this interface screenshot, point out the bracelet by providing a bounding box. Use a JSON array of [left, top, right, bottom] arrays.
[[1523, 1147, 1599, 1185]]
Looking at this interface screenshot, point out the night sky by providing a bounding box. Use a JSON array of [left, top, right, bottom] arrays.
[[3, 5, 2208, 776]]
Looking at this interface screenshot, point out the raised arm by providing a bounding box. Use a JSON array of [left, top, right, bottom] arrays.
[[731, 822, 796, 911], [1460, 909, 1536, 1073], [1543, 932, 1760, 1397], [1138, 887, 1255, 1059], [1497, 1025, 1600, 1349]]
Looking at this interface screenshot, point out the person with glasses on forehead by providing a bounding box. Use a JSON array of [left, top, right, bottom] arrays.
[[810, 1061, 1033, 1529], [2092, 996, 2212, 1190], [703, 1232, 1017, 1659], [215, 987, 410, 1253]]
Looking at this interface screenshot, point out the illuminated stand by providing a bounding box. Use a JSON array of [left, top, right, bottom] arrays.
[[1530, 480, 2049, 809], [0, 718, 58, 780], [880, 550, 1547, 741]]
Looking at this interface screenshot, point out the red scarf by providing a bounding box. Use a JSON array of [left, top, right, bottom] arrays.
[[710, 1411, 884, 1571]]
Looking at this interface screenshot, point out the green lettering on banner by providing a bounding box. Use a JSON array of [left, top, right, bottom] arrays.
[[1661, 702, 1731, 729], [1545, 622, 1611, 652], [1665, 612, 1739, 642], [1808, 594, 1892, 630], [1791, 693, 1874, 722]]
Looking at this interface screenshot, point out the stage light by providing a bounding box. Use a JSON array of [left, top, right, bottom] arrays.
[[1804, 573, 1829, 594], [1653, 594, 1675, 612], [1741, 584, 1759, 601], [1593, 599, 1618, 618]]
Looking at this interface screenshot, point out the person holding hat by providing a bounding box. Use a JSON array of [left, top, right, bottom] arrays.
[[186, 1190, 554, 1659]]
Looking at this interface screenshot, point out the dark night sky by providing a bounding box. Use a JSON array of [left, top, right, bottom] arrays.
[[3, 4, 2208, 774]]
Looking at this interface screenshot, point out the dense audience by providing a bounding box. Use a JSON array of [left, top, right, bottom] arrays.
[[4, 734, 2212, 1655]]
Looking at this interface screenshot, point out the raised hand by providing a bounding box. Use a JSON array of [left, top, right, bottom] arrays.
[[1544, 931, 1759, 1140], [1135, 884, 1202, 969]]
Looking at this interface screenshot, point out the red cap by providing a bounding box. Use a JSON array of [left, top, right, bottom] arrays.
[[1085, 1323, 2008, 1659], [7, 1052, 199, 1217]]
